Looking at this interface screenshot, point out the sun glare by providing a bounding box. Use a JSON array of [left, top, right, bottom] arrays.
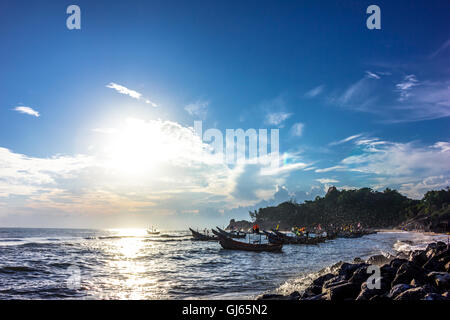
[[104, 118, 169, 175]]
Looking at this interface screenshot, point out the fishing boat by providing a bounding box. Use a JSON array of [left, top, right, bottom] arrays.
[[271, 229, 325, 245], [215, 226, 246, 239], [147, 226, 160, 235], [212, 229, 282, 252], [262, 230, 284, 244], [189, 228, 218, 241]]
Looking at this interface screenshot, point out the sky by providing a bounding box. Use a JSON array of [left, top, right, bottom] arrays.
[[0, 0, 449, 229]]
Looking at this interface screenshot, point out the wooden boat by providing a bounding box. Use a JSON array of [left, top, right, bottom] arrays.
[[271, 230, 325, 245], [216, 226, 246, 239], [262, 230, 283, 244], [212, 229, 282, 252], [189, 228, 218, 241]]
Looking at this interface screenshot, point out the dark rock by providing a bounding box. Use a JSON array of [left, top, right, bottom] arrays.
[[322, 275, 347, 291], [369, 294, 390, 301], [289, 291, 301, 300], [312, 273, 335, 287], [338, 263, 368, 280], [394, 287, 427, 300], [445, 261, 450, 273], [427, 272, 450, 291], [349, 265, 369, 285], [367, 254, 391, 266], [423, 293, 446, 301], [302, 293, 328, 301], [409, 250, 428, 266], [442, 291, 450, 300], [391, 262, 427, 287], [356, 282, 381, 301], [301, 284, 322, 298], [257, 294, 289, 300], [326, 282, 361, 300], [390, 258, 408, 270], [388, 284, 412, 299], [353, 257, 365, 264]]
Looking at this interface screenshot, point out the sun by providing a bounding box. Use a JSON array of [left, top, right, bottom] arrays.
[[103, 118, 169, 175]]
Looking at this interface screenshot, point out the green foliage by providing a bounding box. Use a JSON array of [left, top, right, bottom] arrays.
[[249, 187, 450, 229]]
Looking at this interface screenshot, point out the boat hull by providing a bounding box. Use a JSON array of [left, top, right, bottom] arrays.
[[212, 229, 282, 252]]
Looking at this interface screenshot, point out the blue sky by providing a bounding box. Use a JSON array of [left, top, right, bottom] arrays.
[[0, 0, 449, 228]]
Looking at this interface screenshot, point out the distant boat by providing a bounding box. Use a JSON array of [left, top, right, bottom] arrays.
[[147, 226, 160, 235], [212, 229, 282, 252], [189, 228, 218, 241]]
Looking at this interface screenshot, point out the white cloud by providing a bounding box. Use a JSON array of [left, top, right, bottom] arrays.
[[316, 178, 339, 184], [265, 112, 292, 126], [396, 75, 419, 101], [305, 85, 324, 98], [315, 165, 347, 173], [184, 100, 209, 120], [106, 82, 157, 107], [365, 71, 380, 79], [13, 106, 40, 117], [329, 133, 364, 146], [290, 123, 304, 137]]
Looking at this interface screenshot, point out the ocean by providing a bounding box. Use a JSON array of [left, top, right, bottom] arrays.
[[0, 228, 448, 299]]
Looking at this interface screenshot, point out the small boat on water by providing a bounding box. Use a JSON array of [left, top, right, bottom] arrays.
[[212, 229, 282, 252], [270, 229, 326, 245], [189, 228, 218, 241], [215, 226, 246, 239], [147, 226, 160, 235]]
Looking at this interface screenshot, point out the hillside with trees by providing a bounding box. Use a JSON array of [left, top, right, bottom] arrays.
[[230, 186, 450, 233]]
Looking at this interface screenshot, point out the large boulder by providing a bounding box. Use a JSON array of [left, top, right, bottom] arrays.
[[301, 284, 322, 298], [338, 263, 368, 280], [322, 275, 347, 291], [390, 258, 408, 271], [312, 273, 335, 287], [325, 282, 361, 300], [394, 287, 427, 300], [408, 250, 428, 266], [349, 265, 370, 285], [387, 284, 412, 299], [391, 262, 427, 287], [367, 254, 392, 266], [427, 272, 450, 291]]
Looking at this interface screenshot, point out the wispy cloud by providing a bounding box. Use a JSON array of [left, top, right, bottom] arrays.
[[396, 74, 419, 101], [365, 71, 380, 79], [329, 133, 364, 146], [290, 122, 304, 137], [305, 85, 324, 98], [13, 106, 40, 117], [184, 100, 209, 120], [316, 178, 339, 184], [106, 82, 157, 107], [315, 165, 346, 173], [265, 112, 292, 126], [429, 39, 450, 59]]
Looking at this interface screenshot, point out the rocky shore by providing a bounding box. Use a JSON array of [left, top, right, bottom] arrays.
[[258, 241, 450, 301]]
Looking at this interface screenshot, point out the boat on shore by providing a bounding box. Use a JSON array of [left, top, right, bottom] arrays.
[[189, 228, 218, 241], [212, 229, 282, 252], [216, 226, 246, 239]]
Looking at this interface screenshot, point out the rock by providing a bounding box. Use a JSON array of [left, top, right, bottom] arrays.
[[423, 293, 446, 301], [338, 263, 368, 280], [388, 284, 412, 299], [301, 284, 322, 298], [442, 291, 450, 300], [445, 261, 450, 273], [369, 294, 390, 301], [367, 254, 391, 266], [353, 257, 365, 264], [311, 273, 335, 287], [289, 291, 301, 300], [257, 294, 290, 300], [390, 258, 408, 270], [322, 275, 347, 291], [391, 262, 427, 287], [356, 282, 381, 301], [427, 272, 450, 291], [394, 287, 427, 300], [326, 282, 361, 300], [409, 250, 428, 266], [349, 265, 369, 285], [302, 293, 328, 300]]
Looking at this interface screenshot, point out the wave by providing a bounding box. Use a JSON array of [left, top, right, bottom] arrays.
[[0, 265, 39, 273]]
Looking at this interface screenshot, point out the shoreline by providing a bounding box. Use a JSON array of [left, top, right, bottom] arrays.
[[257, 233, 450, 301]]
